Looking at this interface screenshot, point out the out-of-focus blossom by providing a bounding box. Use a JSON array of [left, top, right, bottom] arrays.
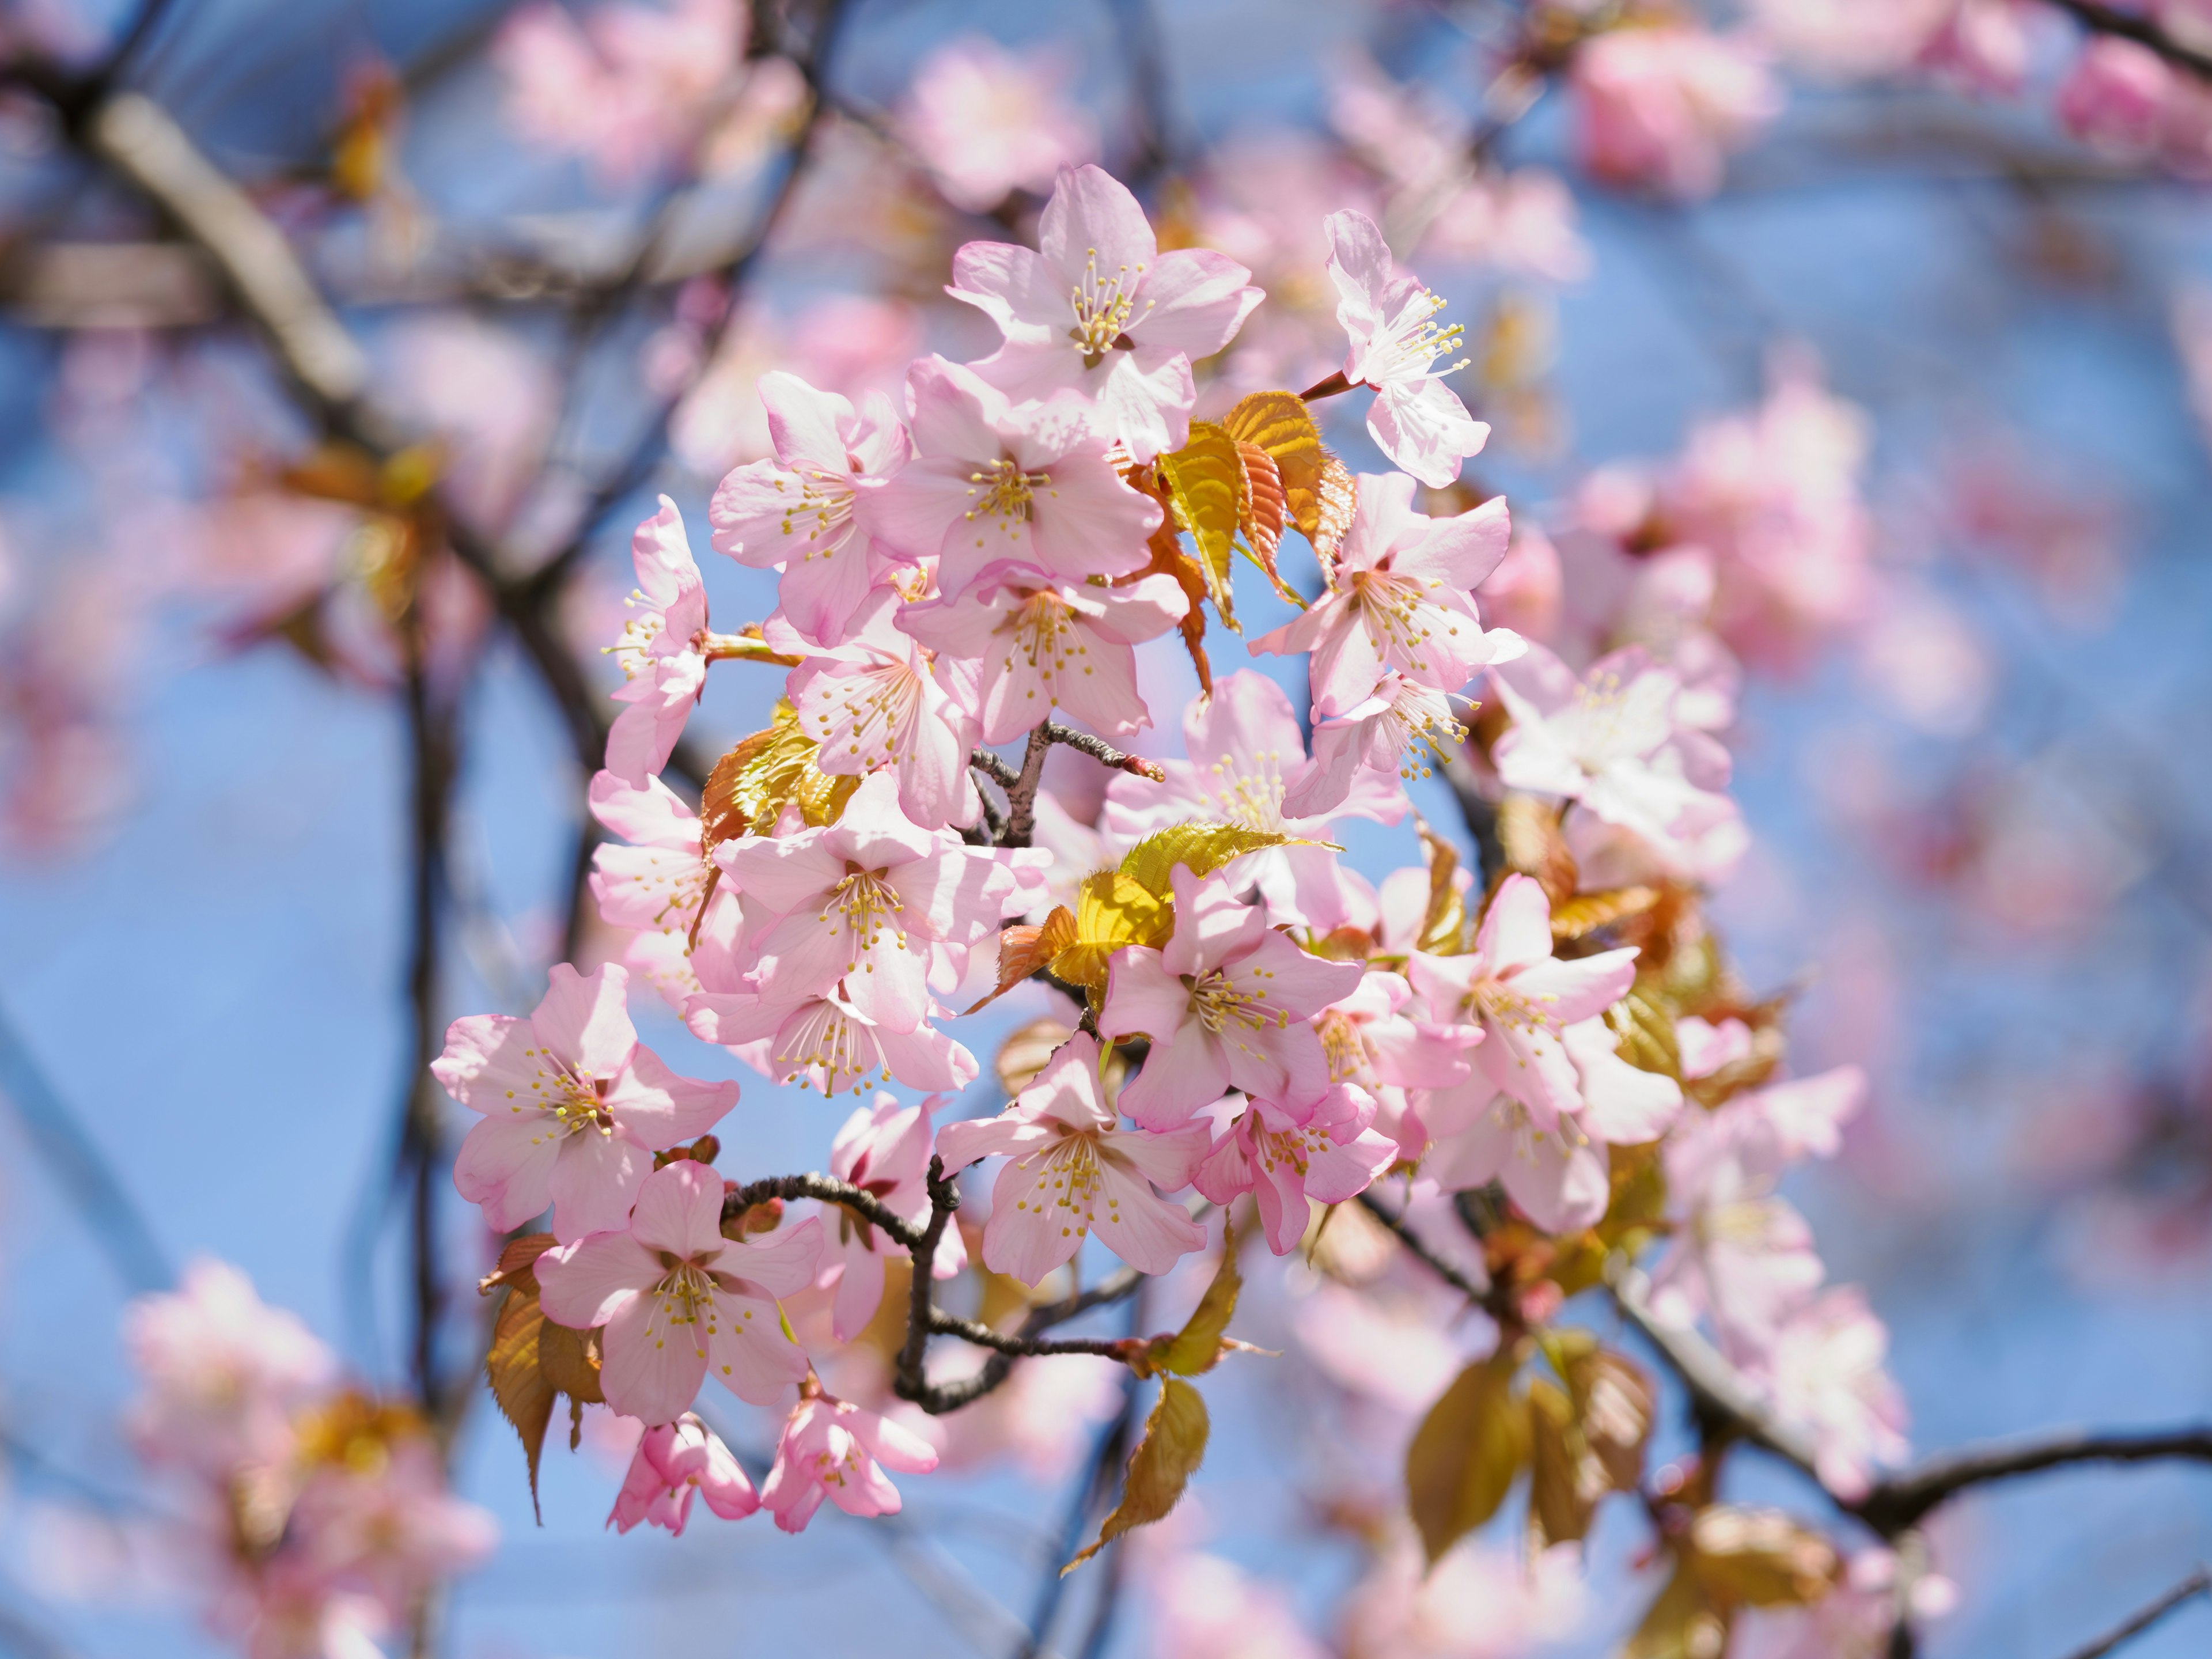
[[1854, 588, 1993, 737], [536, 1161, 821, 1421], [1150, 1552, 1332, 1659], [1569, 25, 1783, 200], [381, 315, 554, 532], [1100, 864, 1363, 1129], [2058, 37, 2175, 154], [1737, 1544, 1959, 1659], [435, 961, 737, 1242], [607, 1413, 759, 1533], [817, 1093, 968, 1340], [761, 1389, 939, 1531], [935, 1032, 1210, 1285], [494, 0, 745, 184], [897, 35, 1099, 212], [1340, 1532, 1586, 1658], [673, 296, 923, 476], [1758, 1286, 1910, 1498], [949, 164, 1264, 460], [1321, 209, 1490, 486]]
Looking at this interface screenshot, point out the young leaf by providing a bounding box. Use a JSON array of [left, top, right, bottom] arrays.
[[1222, 391, 1325, 540], [1310, 453, 1358, 567], [1607, 986, 1683, 1080], [1133, 518, 1213, 695], [965, 907, 1079, 1013], [1234, 440, 1300, 606], [1563, 1345, 1656, 1494], [1156, 421, 1246, 628], [1495, 792, 1578, 906], [704, 698, 858, 847], [1405, 1348, 1531, 1565], [1054, 870, 1170, 992], [1063, 1377, 1210, 1574], [1525, 1377, 1594, 1550], [1550, 885, 1662, 942], [1623, 1556, 1730, 1659], [1685, 1506, 1839, 1608], [1137, 1219, 1244, 1377], [1119, 822, 1296, 896], [481, 1235, 559, 1521], [1416, 819, 1467, 956]]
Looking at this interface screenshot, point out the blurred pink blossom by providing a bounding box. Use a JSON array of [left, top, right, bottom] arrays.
[[1570, 25, 1783, 200], [897, 35, 1099, 212]]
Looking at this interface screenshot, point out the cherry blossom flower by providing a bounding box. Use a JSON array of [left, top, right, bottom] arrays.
[[1406, 875, 1641, 1128], [1488, 642, 1739, 855], [435, 963, 737, 1243], [819, 1092, 968, 1340], [123, 1259, 337, 1474], [588, 769, 748, 1009], [709, 371, 912, 649], [605, 497, 713, 787], [784, 588, 982, 830], [1103, 668, 1406, 931], [948, 164, 1264, 460], [685, 983, 979, 1096], [1282, 671, 1470, 820], [897, 35, 1099, 213], [715, 770, 1032, 1032], [2058, 37, 2177, 157], [935, 1033, 1211, 1285], [1311, 968, 1478, 1159], [863, 355, 1160, 599], [1339, 1531, 1587, 1659], [1321, 209, 1489, 487], [1099, 865, 1365, 1130], [1758, 1286, 1909, 1499], [1569, 24, 1783, 200], [760, 1388, 940, 1531], [1249, 472, 1521, 717], [1152, 1553, 1332, 1659], [898, 561, 1189, 742], [1193, 1084, 1398, 1254], [607, 1413, 759, 1534], [536, 1161, 821, 1423]]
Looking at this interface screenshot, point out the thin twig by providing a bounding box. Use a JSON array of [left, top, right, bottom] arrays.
[[924, 1310, 1134, 1361], [1859, 1426, 2212, 1535], [721, 1173, 925, 1250], [1358, 1191, 1500, 1313], [2050, 0, 2212, 82], [2054, 1567, 2212, 1659], [1041, 721, 1166, 782], [895, 1156, 959, 1403]]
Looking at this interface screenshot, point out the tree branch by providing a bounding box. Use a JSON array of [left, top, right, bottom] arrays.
[[721, 1173, 925, 1250], [1358, 1191, 1505, 1316], [923, 1310, 1134, 1361], [999, 726, 1052, 849], [1859, 1426, 2212, 1535], [1041, 721, 1166, 782], [895, 1156, 960, 1403], [2054, 1567, 2211, 1659], [2051, 0, 2212, 83]]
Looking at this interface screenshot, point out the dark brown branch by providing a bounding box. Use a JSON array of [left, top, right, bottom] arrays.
[[895, 1157, 960, 1403], [721, 1173, 925, 1250], [1041, 721, 1166, 782], [2051, 0, 2212, 83], [1859, 1427, 2212, 1535], [924, 1310, 1134, 1361], [2054, 1568, 2212, 1659], [1358, 1191, 1501, 1313], [999, 726, 1051, 849], [971, 748, 1023, 790]]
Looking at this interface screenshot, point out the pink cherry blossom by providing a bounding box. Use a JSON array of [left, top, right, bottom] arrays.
[[784, 587, 982, 830], [708, 370, 912, 648], [1310, 968, 1478, 1160], [536, 1161, 821, 1422], [715, 770, 1031, 1032], [1406, 876, 1640, 1128], [1249, 472, 1521, 717], [899, 562, 1188, 742], [1104, 670, 1408, 922], [760, 1389, 940, 1531], [1757, 1286, 1909, 1499], [1677, 1013, 1756, 1081], [1340, 1532, 1587, 1659], [1321, 209, 1489, 488], [435, 963, 737, 1243], [935, 1033, 1211, 1285], [123, 1259, 337, 1475], [1153, 1553, 1332, 1659], [820, 1093, 969, 1341], [685, 982, 979, 1097], [1489, 642, 1740, 858], [287, 1434, 498, 1616], [862, 355, 1160, 599], [588, 769, 748, 1008], [897, 35, 1100, 213], [947, 164, 1264, 461], [1570, 25, 1783, 200], [1099, 865, 1365, 1130], [1283, 672, 1470, 820], [607, 1412, 759, 1534], [2058, 37, 2176, 156], [605, 496, 712, 787], [1193, 1084, 1398, 1254]]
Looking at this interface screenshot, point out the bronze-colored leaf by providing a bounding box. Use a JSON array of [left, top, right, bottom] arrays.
[[1222, 391, 1326, 540], [1156, 421, 1246, 630], [1495, 793, 1577, 906], [1406, 1348, 1530, 1565], [538, 1321, 604, 1406], [1234, 440, 1300, 605], [1310, 452, 1358, 568], [1623, 1556, 1730, 1659], [1134, 518, 1213, 695], [702, 699, 857, 847], [965, 908, 1079, 1013], [1063, 1377, 1210, 1573], [1563, 1345, 1655, 1495], [1525, 1378, 1594, 1550], [1685, 1506, 1839, 1608], [1416, 819, 1467, 956], [1137, 1220, 1243, 1378], [484, 1253, 557, 1521], [1550, 885, 1662, 942], [1607, 987, 1682, 1081], [700, 725, 777, 849]]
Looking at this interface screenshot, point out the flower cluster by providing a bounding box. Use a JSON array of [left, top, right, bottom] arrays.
[[122, 1262, 495, 1657]]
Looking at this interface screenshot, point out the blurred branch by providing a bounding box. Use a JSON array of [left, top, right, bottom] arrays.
[[2052, 1, 2212, 82], [0, 997, 171, 1294], [1360, 1190, 1509, 1319], [1859, 1426, 2212, 1534], [2054, 1567, 2212, 1659], [1107, 0, 1175, 184]]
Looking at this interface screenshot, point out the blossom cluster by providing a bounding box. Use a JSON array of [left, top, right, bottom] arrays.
[[425, 161, 1911, 1637], [121, 1262, 495, 1656]]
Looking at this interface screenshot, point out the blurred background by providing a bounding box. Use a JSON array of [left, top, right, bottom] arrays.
[[2, 0, 2211, 1654]]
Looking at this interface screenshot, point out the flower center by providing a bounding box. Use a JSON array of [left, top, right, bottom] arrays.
[[1008, 1131, 1123, 1243], [1369, 288, 1468, 387], [810, 658, 925, 773], [643, 1260, 721, 1360], [1316, 1010, 1371, 1085], [1378, 682, 1468, 783], [1345, 569, 1450, 675], [1185, 968, 1288, 1035], [768, 469, 858, 562], [772, 997, 891, 1097], [1066, 248, 1150, 368], [1203, 747, 1287, 831], [1473, 978, 1565, 1044], [965, 456, 1053, 528], [821, 865, 906, 973], [1251, 1113, 1330, 1180]]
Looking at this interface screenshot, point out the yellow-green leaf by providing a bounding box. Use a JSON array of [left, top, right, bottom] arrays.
[[1222, 391, 1325, 541], [1138, 1220, 1243, 1377], [1406, 1349, 1531, 1565], [1119, 822, 1294, 896], [1525, 1378, 1593, 1550], [1550, 885, 1662, 942], [1416, 819, 1467, 956], [1623, 1556, 1730, 1659], [703, 699, 858, 849], [1063, 1378, 1210, 1573], [1607, 987, 1681, 1081], [1156, 421, 1245, 628], [1686, 1506, 1838, 1608]]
